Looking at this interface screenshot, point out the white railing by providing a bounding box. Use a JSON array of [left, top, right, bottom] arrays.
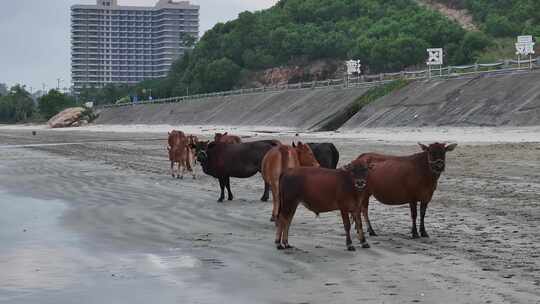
[[102, 57, 540, 108]]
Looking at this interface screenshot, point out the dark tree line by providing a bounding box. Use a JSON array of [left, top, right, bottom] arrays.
[[0, 85, 77, 123]]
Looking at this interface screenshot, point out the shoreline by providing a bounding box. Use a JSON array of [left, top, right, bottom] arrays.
[[1, 123, 540, 144]]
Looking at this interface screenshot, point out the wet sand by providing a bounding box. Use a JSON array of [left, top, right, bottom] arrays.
[[0, 127, 539, 303]]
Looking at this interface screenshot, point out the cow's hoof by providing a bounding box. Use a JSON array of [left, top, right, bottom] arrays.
[[284, 244, 293, 249], [362, 242, 371, 249], [347, 245, 356, 251], [270, 216, 276, 222], [368, 229, 378, 236], [261, 196, 269, 202], [180, 176, 184, 180], [276, 244, 285, 250], [411, 234, 420, 239], [217, 198, 224, 203], [228, 196, 233, 201], [421, 231, 429, 238]]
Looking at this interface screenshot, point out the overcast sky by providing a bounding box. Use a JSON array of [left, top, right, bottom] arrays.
[[0, 0, 276, 92]]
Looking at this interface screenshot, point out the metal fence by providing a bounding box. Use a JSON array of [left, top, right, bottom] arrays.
[[103, 57, 540, 108]]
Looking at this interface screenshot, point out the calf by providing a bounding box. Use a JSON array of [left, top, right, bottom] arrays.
[[167, 130, 193, 179], [353, 142, 457, 238], [275, 163, 370, 251]]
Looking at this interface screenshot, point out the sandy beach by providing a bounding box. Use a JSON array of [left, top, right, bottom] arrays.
[[0, 125, 539, 303]]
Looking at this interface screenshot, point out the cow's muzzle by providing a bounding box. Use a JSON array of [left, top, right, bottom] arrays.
[[354, 179, 367, 191], [429, 159, 445, 174], [196, 151, 208, 163]]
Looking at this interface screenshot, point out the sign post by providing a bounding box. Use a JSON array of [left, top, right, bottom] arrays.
[[515, 35, 535, 69], [427, 48, 443, 79], [346, 59, 361, 86]]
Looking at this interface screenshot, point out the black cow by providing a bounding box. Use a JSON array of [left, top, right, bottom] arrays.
[[307, 143, 340, 169], [193, 140, 280, 202]]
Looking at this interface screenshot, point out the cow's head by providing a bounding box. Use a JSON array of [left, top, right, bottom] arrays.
[[214, 132, 227, 142], [418, 142, 457, 175], [343, 163, 370, 191], [187, 135, 198, 146], [293, 141, 320, 167], [191, 140, 210, 163]]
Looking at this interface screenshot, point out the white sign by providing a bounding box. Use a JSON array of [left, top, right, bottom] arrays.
[[516, 43, 535, 55], [427, 48, 443, 65], [346, 60, 361, 75], [84, 102, 94, 108], [517, 35, 533, 44], [516, 35, 535, 55]]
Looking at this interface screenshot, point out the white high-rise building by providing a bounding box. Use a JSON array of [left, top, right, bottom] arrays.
[[71, 0, 199, 91]]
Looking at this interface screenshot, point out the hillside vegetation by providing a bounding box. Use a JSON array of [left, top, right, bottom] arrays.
[[164, 0, 488, 96], [84, 0, 540, 104], [433, 0, 540, 37]]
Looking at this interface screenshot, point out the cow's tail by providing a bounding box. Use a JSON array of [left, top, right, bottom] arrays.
[[330, 143, 340, 169], [275, 145, 290, 226], [277, 171, 286, 227]]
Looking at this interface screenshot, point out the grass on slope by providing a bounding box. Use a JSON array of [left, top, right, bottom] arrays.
[[316, 79, 411, 131]]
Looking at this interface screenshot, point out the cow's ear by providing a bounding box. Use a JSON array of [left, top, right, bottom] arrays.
[[418, 142, 428, 151], [223, 132, 228, 136], [445, 143, 458, 152], [297, 141, 303, 146], [292, 142, 296, 148]]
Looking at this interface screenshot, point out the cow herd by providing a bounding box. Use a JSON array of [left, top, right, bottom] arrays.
[[167, 130, 457, 251]]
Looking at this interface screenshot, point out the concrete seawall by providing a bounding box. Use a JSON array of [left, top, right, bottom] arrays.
[[96, 86, 371, 130], [97, 70, 540, 129], [341, 71, 540, 130]]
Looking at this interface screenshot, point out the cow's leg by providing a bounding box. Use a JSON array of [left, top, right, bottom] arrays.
[[188, 157, 196, 179], [420, 201, 429, 238], [270, 179, 279, 222], [361, 196, 377, 236], [352, 209, 370, 248], [282, 204, 298, 249], [409, 202, 419, 238], [260, 181, 270, 202], [170, 161, 175, 178], [340, 209, 355, 251], [275, 214, 285, 250], [225, 177, 233, 201], [217, 178, 225, 202], [179, 161, 185, 179]]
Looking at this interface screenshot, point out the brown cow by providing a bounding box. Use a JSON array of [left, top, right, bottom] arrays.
[[185, 134, 199, 178], [353, 142, 457, 238], [214, 132, 242, 144], [275, 163, 370, 251], [168, 130, 185, 148], [167, 130, 195, 179], [262, 142, 320, 222]]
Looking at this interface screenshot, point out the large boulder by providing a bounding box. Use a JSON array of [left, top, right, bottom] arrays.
[[48, 107, 86, 128]]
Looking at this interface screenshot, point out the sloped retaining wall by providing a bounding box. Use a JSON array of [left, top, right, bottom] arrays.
[[96, 86, 372, 130]]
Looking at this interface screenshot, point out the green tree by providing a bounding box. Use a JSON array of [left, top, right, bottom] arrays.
[[38, 89, 77, 120], [484, 14, 516, 37], [0, 85, 35, 123]]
